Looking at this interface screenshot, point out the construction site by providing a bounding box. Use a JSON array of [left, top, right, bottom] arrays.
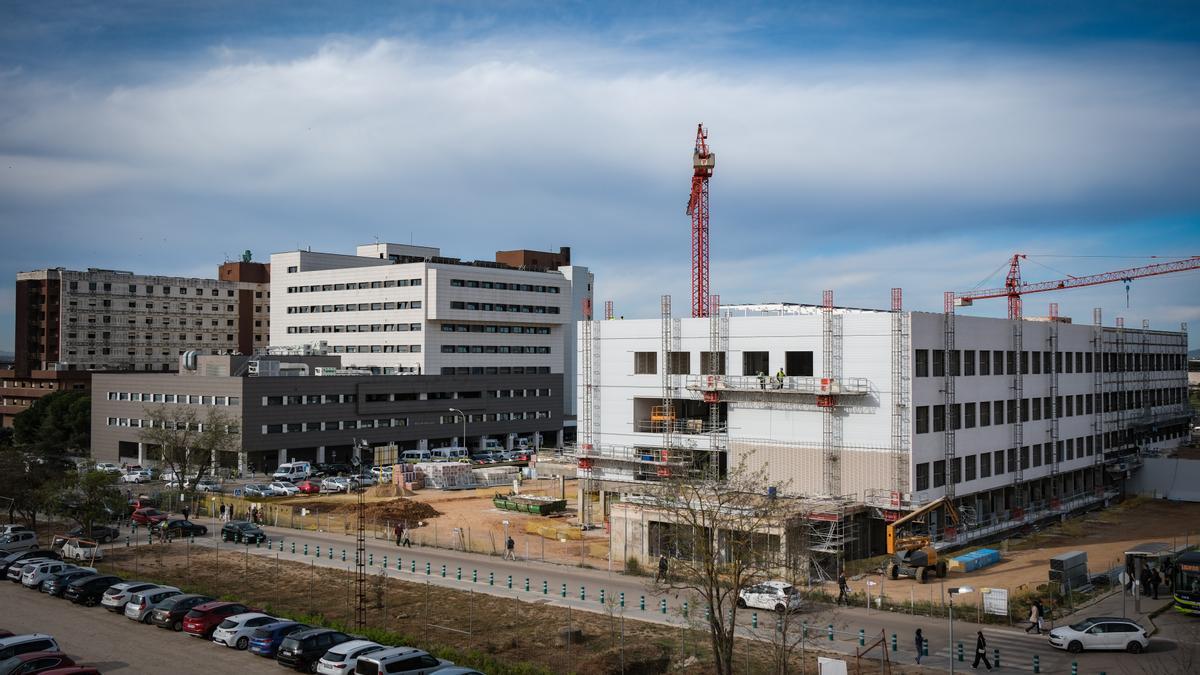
[[568, 124, 1198, 584]]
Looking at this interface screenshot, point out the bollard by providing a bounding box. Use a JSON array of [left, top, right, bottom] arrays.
[[291, 542, 296, 555], [472, 569, 477, 583], [369, 553, 374, 566], [147, 532, 152, 545], [524, 577, 530, 592], [891, 633, 897, 652], [328, 547, 333, 560], [1033, 653, 1040, 673], [923, 639, 929, 657], [705, 607, 711, 623], [191, 534, 195, 545], [993, 648, 999, 668], [488, 572, 494, 586], [441, 564, 447, 578], [640, 595, 646, 611], [580, 586, 586, 601], [126, 536, 130, 547], [561, 583, 567, 598], [860, 629, 866, 647], [619, 592, 625, 608], [957, 642, 963, 662], [752, 612, 758, 629], [507, 575, 513, 589], [256, 537, 261, 549], [397, 559, 402, 572], [341, 549, 345, 562], [828, 624, 834, 641], [1071, 661, 1078, 675], [660, 599, 667, 614], [599, 589, 605, 604], [683, 601, 689, 617], [411, 559, 416, 573], [456, 567, 461, 581], [424, 561, 430, 575], [542, 580, 547, 595], [802, 622, 809, 639]]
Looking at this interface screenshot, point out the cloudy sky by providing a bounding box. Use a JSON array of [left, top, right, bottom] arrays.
[[1, 1, 1198, 352]]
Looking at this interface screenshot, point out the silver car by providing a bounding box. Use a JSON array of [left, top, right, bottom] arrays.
[[124, 586, 182, 623]]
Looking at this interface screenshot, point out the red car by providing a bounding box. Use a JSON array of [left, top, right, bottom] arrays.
[[0, 651, 76, 673], [182, 600, 251, 638], [130, 507, 169, 525], [296, 480, 321, 494]]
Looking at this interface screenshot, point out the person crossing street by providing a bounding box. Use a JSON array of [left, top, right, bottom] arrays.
[[972, 631, 993, 670]]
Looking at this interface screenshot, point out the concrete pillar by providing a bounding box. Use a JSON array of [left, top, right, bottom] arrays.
[[137, 442, 146, 465], [317, 446, 326, 464], [505, 434, 514, 451], [478, 436, 487, 454], [352, 444, 362, 463], [417, 438, 429, 451], [554, 429, 564, 448], [277, 448, 287, 466], [599, 490, 608, 519], [577, 484, 586, 523], [238, 451, 248, 476]]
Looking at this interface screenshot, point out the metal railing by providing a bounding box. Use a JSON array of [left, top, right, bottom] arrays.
[[685, 374, 871, 395]]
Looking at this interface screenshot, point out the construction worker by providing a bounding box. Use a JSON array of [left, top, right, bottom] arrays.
[[837, 571, 850, 605], [775, 368, 786, 389], [757, 372, 767, 390]]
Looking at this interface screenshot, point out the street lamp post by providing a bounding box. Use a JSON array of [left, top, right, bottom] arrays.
[[448, 408, 467, 451], [947, 585, 973, 675]]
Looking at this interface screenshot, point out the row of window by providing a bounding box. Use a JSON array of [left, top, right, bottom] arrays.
[[107, 391, 241, 405], [915, 437, 1098, 490], [448, 301, 560, 314], [73, 300, 239, 312], [449, 279, 560, 293], [915, 348, 1185, 378], [286, 301, 423, 314], [440, 366, 553, 375], [286, 323, 423, 334], [439, 411, 553, 423], [327, 344, 422, 354], [105, 417, 238, 433], [632, 350, 810, 377], [285, 279, 422, 293], [439, 323, 553, 335], [439, 345, 552, 355], [261, 409, 554, 434], [70, 281, 262, 298], [915, 386, 1188, 433]]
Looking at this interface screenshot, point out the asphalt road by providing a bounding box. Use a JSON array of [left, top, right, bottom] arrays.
[[0, 581, 282, 674]]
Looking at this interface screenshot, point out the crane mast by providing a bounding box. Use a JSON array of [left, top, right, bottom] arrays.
[[687, 124, 715, 318]]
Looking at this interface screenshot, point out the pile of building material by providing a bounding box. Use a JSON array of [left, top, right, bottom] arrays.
[[473, 466, 519, 486], [1049, 550, 1089, 589], [495, 493, 568, 515], [414, 462, 473, 489], [391, 464, 424, 491], [948, 548, 1001, 573]]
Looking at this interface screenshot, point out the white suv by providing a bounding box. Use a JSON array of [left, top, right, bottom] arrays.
[[0, 634, 60, 661], [737, 580, 803, 613], [211, 612, 279, 650], [1048, 617, 1149, 654]]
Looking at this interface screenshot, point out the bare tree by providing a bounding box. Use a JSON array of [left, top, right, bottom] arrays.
[[647, 456, 794, 675], [139, 405, 239, 508]]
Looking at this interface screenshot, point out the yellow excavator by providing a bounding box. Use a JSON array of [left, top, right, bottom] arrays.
[[886, 496, 960, 583]]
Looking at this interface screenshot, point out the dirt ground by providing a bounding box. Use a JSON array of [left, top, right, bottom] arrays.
[[837, 497, 1200, 607], [94, 544, 910, 675]]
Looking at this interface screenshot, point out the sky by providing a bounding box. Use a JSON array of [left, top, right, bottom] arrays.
[[1, 1, 1198, 352]]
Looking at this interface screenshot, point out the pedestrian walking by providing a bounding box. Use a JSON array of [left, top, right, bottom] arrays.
[[837, 571, 850, 606], [1140, 567, 1152, 597], [972, 631, 993, 670], [182, 505, 190, 521], [401, 527, 412, 548], [1150, 568, 1162, 600], [1025, 600, 1041, 633], [656, 553, 669, 583], [504, 536, 516, 560], [1037, 605, 1047, 635], [914, 629, 924, 665], [394, 523, 403, 547]]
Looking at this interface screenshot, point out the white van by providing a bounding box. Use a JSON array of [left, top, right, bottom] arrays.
[[430, 447, 469, 462], [401, 450, 431, 463], [272, 461, 311, 481], [479, 438, 503, 453]]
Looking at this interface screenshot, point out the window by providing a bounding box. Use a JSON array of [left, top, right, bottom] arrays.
[[915, 349, 929, 377], [1007, 447, 1016, 473], [948, 403, 961, 430], [668, 351, 690, 375], [915, 462, 930, 491], [965, 455, 976, 481], [979, 453, 991, 478], [933, 405, 945, 432], [951, 457, 962, 484], [932, 350, 945, 377], [785, 351, 813, 376], [979, 401, 991, 427], [743, 351, 769, 376], [634, 352, 657, 375], [933, 460, 946, 488], [979, 350, 990, 375], [1032, 443, 1042, 467], [700, 352, 726, 374], [963, 350, 975, 376], [994, 350, 1004, 375], [915, 406, 929, 434], [994, 450, 1005, 475], [1020, 446, 1030, 470], [964, 402, 976, 428]]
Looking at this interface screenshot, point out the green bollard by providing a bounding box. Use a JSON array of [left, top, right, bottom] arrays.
[[369, 553, 374, 566], [506, 575, 512, 589], [802, 622, 809, 639], [316, 545, 321, 558], [456, 566, 461, 581], [126, 536, 130, 547], [341, 549, 345, 561], [682, 601, 688, 617], [891, 633, 897, 652], [305, 544, 309, 556], [993, 648, 999, 668], [828, 624, 834, 641], [619, 592, 625, 608], [1033, 654, 1040, 673], [471, 569, 477, 583], [411, 559, 416, 573], [542, 580, 547, 595], [580, 586, 585, 601], [957, 642, 963, 661], [382, 555, 387, 568], [190, 534, 195, 545], [328, 547, 333, 560], [488, 572, 494, 586], [923, 639, 929, 657], [561, 583, 567, 598], [860, 629, 866, 647], [524, 577, 530, 592], [147, 532, 152, 545], [640, 595, 645, 611], [256, 537, 261, 548], [1071, 661, 1077, 675], [425, 561, 430, 575], [705, 607, 711, 623], [441, 564, 447, 578], [752, 612, 758, 629], [660, 599, 667, 614], [599, 589, 605, 604], [291, 542, 295, 555]]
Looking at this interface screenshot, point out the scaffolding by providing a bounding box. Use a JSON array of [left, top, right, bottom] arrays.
[[660, 295, 675, 480], [942, 292, 957, 501], [1092, 308, 1103, 470], [706, 294, 728, 479], [578, 298, 598, 527], [789, 496, 862, 582], [821, 290, 843, 497], [1048, 303, 1061, 485], [890, 288, 910, 498], [1011, 314, 1026, 506]]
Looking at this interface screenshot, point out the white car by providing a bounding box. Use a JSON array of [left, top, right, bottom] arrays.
[[315, 639, 387, 674], [195, 477, 222, 493], [0, 531, 38, 554], [211, 612, 279, 650], [62, 539, 104, 562], [321, 477, 348, 493], [20, 561, 75, 589], [95, 463, 122, 475], [737, 580, 803, 613], [122, 470, 152, 483], [101, 581, 162, 612], [124, 586, 182, 623], [1048, 617, 1150, 654], [0, 634, 60, 661], [268, 481, 300, 496]]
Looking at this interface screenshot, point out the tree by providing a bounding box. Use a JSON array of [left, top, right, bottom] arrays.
[[138, 405, 239, 506], [43, 469, 125, 533], [648, 457, 795, 675], [12, 390, 90, 457], [0, 447, 64, 528]]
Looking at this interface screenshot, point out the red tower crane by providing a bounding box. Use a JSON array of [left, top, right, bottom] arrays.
[[686, 123, 715, 318], [956, 254, 1200, 319]]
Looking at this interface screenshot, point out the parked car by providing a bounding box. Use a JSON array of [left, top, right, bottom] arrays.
[[316, 639, 385, 675], [275, 628, 351, 672], [272, 462, 312, 482], [63, 525, 119, 544], [195, 477, 222, 493], [130, 508, 169, 526], [124, 586, 183, 623], [737, 581, 803, 613], [20, 562, 76, 590], [101, 581, 161, 613], [350, 474, 376, 488], [121, 470, 152, 484], [59, 541, 102, 563], [0, 551, 59, 579], [315, 463, 352, 478], [148, 593, 214, 632], [0, 651, 75, 675], [155, 519, 208, 538], [1048, 616, 1150, 654], [296, 480, 322, 495], [243, 484, 271, 498], [220, 521, 267, 544], [248, 621, 309, 658], [0, 526, 32, 537], [94, 463, 122, 475], [353, 646, 453, 674], [0, 636, 60, 662], [320, 477, 348, 493], [268, 481, 300, 496], [127, 496, 157, 512], [42, 569, 99, 597], [182, 601, 252, 639], [0, 532, 38, 555], [63, 574, 123, 606], [212, 612, 279, 650]]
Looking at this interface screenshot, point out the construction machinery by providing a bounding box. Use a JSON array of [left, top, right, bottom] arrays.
[[886, 496, 961, 583]]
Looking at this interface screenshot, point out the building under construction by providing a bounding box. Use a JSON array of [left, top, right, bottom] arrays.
[[574, 296, 1191, 580]]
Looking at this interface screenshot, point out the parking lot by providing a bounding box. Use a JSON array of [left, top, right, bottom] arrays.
[[0, 581, 280, 674]]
